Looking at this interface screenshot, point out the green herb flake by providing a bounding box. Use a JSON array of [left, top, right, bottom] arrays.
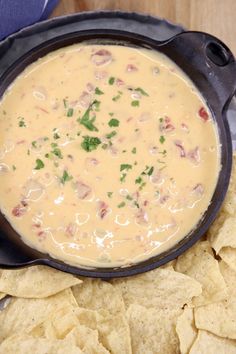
[[159, 117, 163, 123], [102, 143, 108, 150], [12, 165, 16, 171], [53, 132, 60, 140], [120, 164, 132, 172], [120, 173, 127, 183], [108, 118, 120, 127], [112, 94, 121, 102], [139, 182, 146, 190], [135, 176, 143, 184], [51, 147, 63, 159], [43, 137, 49, 141], [18, 117, 26, 127], [131, 100, 140, 107], [31, 141, 37, 148], [34, 159, 44, 170], [107, 192, 113, 198], [117, 201, 126, 208], [159, 135, 165, 144], [60, 170, 73, 184], [126, 195, 133, 201], [108, 77, 115, 85], [109, 112, 114, 117], [134, 87, 149, 96], [81, 136, 101, 152], [67, 108, 74, 117], [147, 166, 154, 176], [106, 131, 117, 139], [95, 87, 104, 95], [45, 153, 50, 158], [77, 101, 99, 132], [27, 149, 30, 156], [134, 201, 140, 208], [63, 98, 68, 108], [132, 147, 136, 154]]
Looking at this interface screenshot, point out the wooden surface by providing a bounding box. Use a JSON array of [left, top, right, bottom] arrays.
[[51, 0, 236, 56]]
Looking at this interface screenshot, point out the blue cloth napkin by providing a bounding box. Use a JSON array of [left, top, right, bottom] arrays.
[[0, 0, 59, 40]]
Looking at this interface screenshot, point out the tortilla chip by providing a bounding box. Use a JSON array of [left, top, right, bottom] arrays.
[[72, 278, 125, 315], [176, 306, 197, 354], [160, 259, 177, 270], [219, 247, 236, 272], [0, 292, 6, 300], [0, 266, 81, 298], [112, 268, 202, 310], [74, 307, 132, 354], [126, 304, 180, 354], [208, 217, 236, 254], [195, 261, 236, 339], [175, 240, 227, 306], [0, 334, 83, 354], [0, 288, 77, 342], [66, 325, 109, 354], [189, 330, 236, 354]]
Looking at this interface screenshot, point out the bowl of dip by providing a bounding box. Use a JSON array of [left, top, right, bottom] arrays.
[[0, 29, 235, 277]]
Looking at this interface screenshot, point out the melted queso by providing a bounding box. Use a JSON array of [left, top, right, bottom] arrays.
[[0, 44, 220, 267]]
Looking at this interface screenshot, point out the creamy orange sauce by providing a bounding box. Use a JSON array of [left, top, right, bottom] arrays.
[[0, 44, 220, 267]]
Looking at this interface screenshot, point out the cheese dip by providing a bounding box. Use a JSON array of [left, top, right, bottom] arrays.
[[0, 44, 220, 267]]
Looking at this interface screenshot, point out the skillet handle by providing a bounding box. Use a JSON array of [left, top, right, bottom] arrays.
[[159, 31, 236, 113]]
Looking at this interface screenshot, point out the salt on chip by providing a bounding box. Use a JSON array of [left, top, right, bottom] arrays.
[[0, 288, 77, 342], [112, 268, 202, 310], [126, 304, 180, 354], [209, 217, 236, 254], [195, 261, 236, 339], [0, 334, 83, 354], [189, 330, 236, 354], [175, 240, 227, 306], [72, 278, 125, 315], [0, 265, 81, 298], [219, 247, 236, 272], [176, 306, 197, 354]]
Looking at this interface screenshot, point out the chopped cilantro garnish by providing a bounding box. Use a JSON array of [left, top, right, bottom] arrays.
[[109, 112, 114, 116], [45, 153, 50, 158], [159, 135, 165, 144], [53, 132, 60, 139], [60, 170, 73, 184], [131, 100, 140, 107], [159, 117, 163, 123], [108, 118, 120, 127], [126, 195, 133, 201], [67, 108, 74, 117], [81, 136, 101, 152], [63, 98, 68, 108], [107, 192, 113, 198], [120, 164, 132, 172], [34, 159, 44, 170], [108, 77, 115, 85], [95, 87, 104, 95], [139, 182, 146, 190], [132, 147, 136, 154], [106, 131, 117, 139], [27, 149, 30, 156], [43, 137, 49, 141], [102, 143, 108, 150], [18, 117, 26, 127], [134, 201, 140, 208], [31, 141, 37, 148], [117, 201, 126, 208], [77, 101, 99, 132], [51, 146, 63, 159], [134, 87, 149, 96], [12, 165, 16, 171], [92, 100, 101, 111], [51, 142, 57, 148], [147, 166, 154, 176], [112, 94, 121, 102], [120, 173, 127, 183], [135, 176, 143, 184]]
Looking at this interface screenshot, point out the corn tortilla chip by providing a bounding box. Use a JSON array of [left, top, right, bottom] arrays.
[[112, 268, 202, 310], [0, 334, 83, 354], [208, 217, 236, 254], [189, 330, 236, 354], [0, 266, 81, 298], [175, 241, 227, 306], [0, 288, 77, 342], [195, 261, 236, 339], [72, 278, 125, 315], [126, 304, 181, 354], [0, 292, 5, 300], [219, 247, 236, 272], [176, 306, 197, 354]]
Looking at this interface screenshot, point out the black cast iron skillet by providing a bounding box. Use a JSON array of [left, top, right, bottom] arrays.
[[0, 29, 235, 278]]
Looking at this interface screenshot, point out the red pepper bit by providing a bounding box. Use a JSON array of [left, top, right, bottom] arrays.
[[198, 107, 209, 122]]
